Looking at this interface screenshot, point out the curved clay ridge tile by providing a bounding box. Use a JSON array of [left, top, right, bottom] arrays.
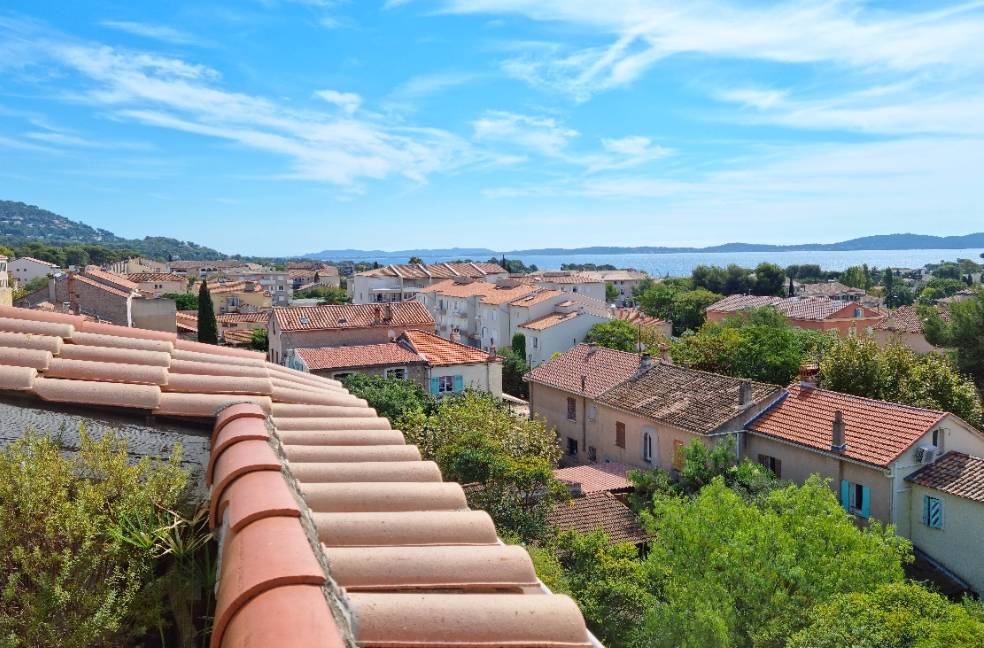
[[69, 331, 174, 354], [155, 393, 272, 417], [289, 461, 442, 484], [169, 358, 271, 379], [46, 358, 168, 386], [347, 592, 593, 647], [163, 373, 274, 396], [171, 348, 266, 367], [0, 316, 74, 340], [207, 416, 272, 485], [214, 402, 268, 437], [0, 305, 85, 329], [219, 585, 344, 648], [210, 468, 300, 532], [268, 362, 342, 387], [0, 347, 52, 371], [276, 429, 407, 446], [175, 338, 266, 360], [81, 320, 177, 342], [326, 545, 539, 592], [282, 444, 421, 463], [0, 331, 63, 354], [313, 510, 499, 547], [273, 416, 391, 431], [0, 365, 37, 391], [273, 408, 382, 428], [33, 376, 161, 409], [301, 482, 465, 513], [270, 385, 365, 406], [58, 343, 172, 367]]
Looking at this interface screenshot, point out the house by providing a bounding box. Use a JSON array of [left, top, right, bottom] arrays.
[[290, 328, 502, 396], [906, 452, 984, 595], [706, 294, 884, 337], [0, 255, 11, 307], [195, 280, 272, 315], [796, 281, 866, 302], [519, 301, 610, 367], [9, 256, 59, 285], [125, 272, 188, 298], [873, 304, 949, 353], [518, 271, 607, 302], [547, 492, 647, 545], [350, 262, 508, 304], [745, 380, 984, 538], [268, 301, 434, 365], [613, 307, 673, 338], [0, 305, 594, 647], [581, 270, 649, 306], [224, 269, 291, 306], [288, 261, 341, 290], [554, 462, 634, 495]]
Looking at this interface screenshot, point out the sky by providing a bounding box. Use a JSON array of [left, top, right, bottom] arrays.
[[1, 1, 983, 256]]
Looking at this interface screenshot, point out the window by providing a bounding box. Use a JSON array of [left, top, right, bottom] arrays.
[[433, 375, 462, 394], [566, 397, 577, 421], [588, 446, 597, 462], [532, 337, 538, 348], [615, 422, 626, 449], [572, 286, 578, 293], [385, 367, 407, 380], [757, 454, 782, 478], [642, 430, 653, 463], [566, 437, 578, 456], [840, 480, 870, 518], [854, 307, 863, 318], [333, 372, 352, 380], [922, 495, 944, 529]]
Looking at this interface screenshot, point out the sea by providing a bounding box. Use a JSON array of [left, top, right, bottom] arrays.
[[353, 249, 984, 278]]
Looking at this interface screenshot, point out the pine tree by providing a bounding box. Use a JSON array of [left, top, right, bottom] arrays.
[[197, 280, 218, 344]]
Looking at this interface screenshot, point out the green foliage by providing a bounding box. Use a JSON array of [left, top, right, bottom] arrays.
[[489, 256, 538, 273], [396, 392, 563, 541], [933, 262, 963, 281], [670, 307, 835, 385], [937, 290, 984, 389], [919, 277, 966, 303], [248, 328, 268, 352], [501, 345, 530, 399], [11, 275, 48, 301], [881, 268, 914, 308], [196, 281, 218, 345], [819, 337, 982, 428], [752, 262, 787, 296], [605, 282, 620, 302], [341, 373, 435, 421], [788, 582, 984, 648], [163, 292, 198, 310], [585, 319, 640, 352], [638, 278, 721, 335], [407, 256, 424, 264], [839, 264, 875, 290], [293, 285, 349, 303], [635, 477, 910, 648], [511, 332, 527, 358], [560, 263, 618, 271], [0, 432, 192, 648]]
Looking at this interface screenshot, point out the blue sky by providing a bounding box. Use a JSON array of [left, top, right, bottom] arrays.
[[1, 1, 983, 256]]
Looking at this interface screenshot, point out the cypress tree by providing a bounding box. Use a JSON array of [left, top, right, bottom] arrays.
[[197, 280, 219, 344]]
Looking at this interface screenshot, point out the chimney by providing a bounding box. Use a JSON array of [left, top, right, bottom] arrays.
[[449, 328, 461, 344], [585, 342, 598, 358], [67, 273, 80, 315], [373, 305, 382, 323], [831, 410, 847, 452], [657, 342, 670, 363], [639, 353, 653, 372], [799, 364, 819, 390], [738, 380, 753, 407], [383, 303, 393, 321]]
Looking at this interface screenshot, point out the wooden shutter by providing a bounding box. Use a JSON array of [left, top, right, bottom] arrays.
[[615, 422, 625, 449], [430, 377, 440, 395], [840, 480, 850, 512], [924, 496, 943, 529], [860, 486, 871, 518], [453, 375, 464, 392]]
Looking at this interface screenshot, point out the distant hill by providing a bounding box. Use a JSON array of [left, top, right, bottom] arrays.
[[304, 247, 498, 261], [0, 200, 226, 260]]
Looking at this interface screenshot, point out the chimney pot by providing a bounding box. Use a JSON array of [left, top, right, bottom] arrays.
[[738, 380, 753, 407], [657, 342, 670, 363], [799, 364, 819, 390], [640, 353, 653, 372], [831, 409, 847, 452]]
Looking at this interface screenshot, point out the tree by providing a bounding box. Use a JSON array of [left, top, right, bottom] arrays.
[[293, 285, 349, 304], [934, 262, 962, 281], [840, 265, 870, 290], [196, 281, 218, 344], [408, 256, 424, 264], [669, 288, 721, 335], [163, 292, 198, 310], [249, 328, 268, 352], [501, 347, 530, 399], [788, 582, 984, 648], [340, 373, 434, 421], [605, 282, 620, 302], [511, 332, 527, 359], [12, 275, 49, 301], [751, 262, 786, 296], [634, 477, 910, 648], [818, 335, 882, 397], [585, 319, 640, 352], [925, 290, 984, 390]]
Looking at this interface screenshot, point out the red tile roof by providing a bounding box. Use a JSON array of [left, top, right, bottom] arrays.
[[83, 266, 139, 292], [0, 304, 592, 647], [401, 329, 495, 366], [708, 294, 882, 321], [525, 343, 643, 398], [509, 289, 564, 307], [907, 452, 984, 502], [749, 384, 948, 467], [417, 279, 538, 304], [72, 273, 133, 299], [360, 262, 507, 279], [295, 343, 425, 371], [546, 492, 647, 544], [217, 312, 271, 324], [273, 302, 434, 332], [614, 307, 667, 327], [875, 304, 949, 334], [518, 310, 582, 331], [125, 272, 186, 283], [14, 256, 59, 268], [554, 463, 633, 493]]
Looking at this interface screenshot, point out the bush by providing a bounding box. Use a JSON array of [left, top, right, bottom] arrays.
[[163, 293, 198, 310], [341, 373, 435, 421], [0, 432, 190, 648]]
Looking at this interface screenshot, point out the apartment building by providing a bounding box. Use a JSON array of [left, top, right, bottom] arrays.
[[125, 272, 188, 298], [225, 269, 291, 306], [519, 301, 610, 366], [706, 294, 884, 337], [288, 261, 340, 290], [9, 256, 59, 284], [350, 262, 507, 304], [518, 271, 607, 302], [196, 280, 272, 314], [581, 270, 649, 305]]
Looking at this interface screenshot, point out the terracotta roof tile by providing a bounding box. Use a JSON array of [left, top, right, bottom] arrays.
[[749, 384, 948, 467], [401, 329, 495, 366], [0, 305, 593, 648], [525, 343, 643, 398], [417, 278, 537, 304], [295, 342, 425, 371], [554, 463, 633, 493], [14, 256, 59, 268], [614, 307, 668, 327], [547, 492, 647, 544], [598, 363, 781, 434], [273, 301, 433, 332], [875, 304, 950, 334], [509, 288, 564, 307], [358, 262, 506, 279], [708, 294, 883, 321], [125, 272, 186, 283], [906, 452, 984, 502], [518, 310, 582, 330]]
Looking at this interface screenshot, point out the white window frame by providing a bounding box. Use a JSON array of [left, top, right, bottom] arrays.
[[438, 375, 455, 393], [642, 430, 653, 463], [385, 367, 408, 380]]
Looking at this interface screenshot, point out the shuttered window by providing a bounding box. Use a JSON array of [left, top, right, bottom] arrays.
[[922, 495, 944, 529], [840, 480, 870, 518], [566, 397, 577, 421], [615, 422, 625, 449]]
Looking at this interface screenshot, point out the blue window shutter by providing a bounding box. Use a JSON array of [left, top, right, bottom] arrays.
[[453, 375, 464, 392], [927, 497, 943, 529], [922, 496, 930, 526], [840, 480, 850, 511], [860, 486, 871, 518], [430, 377, 439, 395]]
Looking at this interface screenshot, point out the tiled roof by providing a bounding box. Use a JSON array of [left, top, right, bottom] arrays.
[[417, 279, 537, 304], [875, 305, 949, 334], [73, 273, 133, 299], [169, 260, 248, 270], [525, 343, 643, 398], [205, 281, 266, 295], [175, 311, 197, 332], [554, 463, 633, 493], [547, 492, 647, 544], [509, 289, 564, 307], [598, 363, 781, 435], [14, 256, 59, 268], [580, 270, 648, 282], [125, 272, 186, 283], [519, 310, 582, 331], [221, 328, 259, 345], [707, 294, 882, 321], [401, 329, 495, 366], [749, 384, 948, 467], [798, 281, 866, 297], [83, 266, 139, 292], [217, 312, 271, 325], [907, 452, 984, 502], [295, 343, 425, 371], [614, 307, 667, 327], [359, 262, 507, 279], [273, 302, 434, 332], [0, 304, 592, 647], [527, 272, 604, 285]]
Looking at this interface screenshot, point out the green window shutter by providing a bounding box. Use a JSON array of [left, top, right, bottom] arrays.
[[453, 375, 464, 392], [860, 486, 870, 518], [922, 495, 930, 526], [840, 480, 850, 512], [430, 377, 439, 395], [927, 497, 943, 529]]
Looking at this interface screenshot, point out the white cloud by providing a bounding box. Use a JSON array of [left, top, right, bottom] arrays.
[[472, 110, 578, 156], [100, 20, 201, 45], [714, 88, 788, 110], [314, 89, 362, 114]]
